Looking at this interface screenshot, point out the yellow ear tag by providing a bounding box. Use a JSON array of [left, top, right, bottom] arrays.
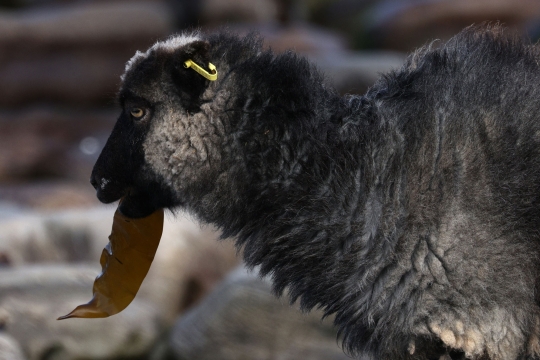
[[184, 59, 218, 81]]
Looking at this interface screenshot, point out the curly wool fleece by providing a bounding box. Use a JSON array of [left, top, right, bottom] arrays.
[[91, 26, 540, 360]]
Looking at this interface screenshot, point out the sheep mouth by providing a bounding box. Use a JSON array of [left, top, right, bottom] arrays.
[[94, 186, 157, 218], [91, 175, 172, 218], [93, 179, 126, 205], [117, 190, 160, 218]]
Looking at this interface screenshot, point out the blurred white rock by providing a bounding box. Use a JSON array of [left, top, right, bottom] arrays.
[[0, 206, 239, 359], [169, 266, 351, 360], [0, 332, 25, 360]]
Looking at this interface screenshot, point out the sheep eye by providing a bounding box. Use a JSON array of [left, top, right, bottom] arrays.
[[130, 108, 145, 119]]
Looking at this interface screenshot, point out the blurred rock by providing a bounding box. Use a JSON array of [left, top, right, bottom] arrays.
[[259, 23, 348, 54], [0, 207, 113, 265], [0, 51, 132, 106], [1, 0, 165, 9], [0, 332, 25, 360], [140, 214, 240, 325], [306, 0, 540, 51], [0, 264, 161, 360], [0, 202, 26, 220], [0, 1, 174, 106], [0, 207, 239, 323], [0, 1, 172, 50], [164, 0, 201, 29], [306, 0, 374, 31], [304, 0, 386, 50], [0, 206, 240, 359], [169, 267, 349, 360], [0, 204, 240, 358], [0, 181, 99, 210], [224, 24, 402, 94], [0, 264, 99, 302], [368, 0, 540, 52], [311, 50, 406, 95], [0, 106, 115, 181], [201, 0, 278, 26]]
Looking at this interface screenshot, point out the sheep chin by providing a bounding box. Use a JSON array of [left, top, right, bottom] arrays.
[[118, 192, 160, 219]]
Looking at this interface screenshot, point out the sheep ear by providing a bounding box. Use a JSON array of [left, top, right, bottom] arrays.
[[181, 41, 218, 81], [182, 40, 210, 61], [174, 40, 212, 76], [172, 40, 213, 113]]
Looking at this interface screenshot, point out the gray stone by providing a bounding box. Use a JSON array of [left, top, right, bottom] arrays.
[[0, 2, 174, 107], [201, 0, 278, 26], [260, 23, 348, 54], [0, 207, 241, 359], [0, 202, 26, 221], [0, 207, 113, 265], [0, 264, 161, 360], [0, 333, 25, 360], [0, 182, 100, 211], [169, 267, 350, 360], [138, 214, 240, 325], [0, 207, 239, 324], [311, 50, 406, 95], [368, 0, 540, 52], [0, 106, 115, 181], [0, 1, 172, 49], [222, 24, 403, 94], [0, 205, 240, 359], [0, 51, 131, 106]]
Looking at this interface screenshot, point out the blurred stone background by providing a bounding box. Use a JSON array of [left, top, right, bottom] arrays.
[[1, 0, 539, 359]]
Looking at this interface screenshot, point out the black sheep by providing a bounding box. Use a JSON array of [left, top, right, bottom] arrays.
[[90, 26, 540, 359]]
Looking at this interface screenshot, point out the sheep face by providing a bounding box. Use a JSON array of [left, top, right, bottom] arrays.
[[91, 37, 224, 218]]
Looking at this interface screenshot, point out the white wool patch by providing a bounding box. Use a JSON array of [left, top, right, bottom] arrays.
[[123, 50, 146, 76], [154, 33, 201, 52], [122, 32, 201, 79]]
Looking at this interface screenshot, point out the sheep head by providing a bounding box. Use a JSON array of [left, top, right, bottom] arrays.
[[90, 34, 226, 218]]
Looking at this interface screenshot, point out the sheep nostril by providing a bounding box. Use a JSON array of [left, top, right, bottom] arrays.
[[90, 176, 99, 190]]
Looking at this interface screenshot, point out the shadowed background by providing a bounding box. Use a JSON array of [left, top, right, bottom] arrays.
[[0, 0, 539, 359]]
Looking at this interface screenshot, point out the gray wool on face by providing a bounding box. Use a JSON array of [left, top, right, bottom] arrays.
[[105, 27, 540, 360], [143, 86, 232, 194]]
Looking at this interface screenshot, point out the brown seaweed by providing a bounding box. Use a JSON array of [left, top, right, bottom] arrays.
[[58, 207, 164, 319]]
